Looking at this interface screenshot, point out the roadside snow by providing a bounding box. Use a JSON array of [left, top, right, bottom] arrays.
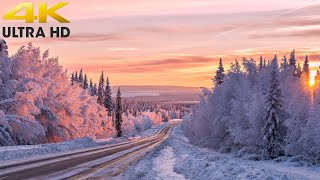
[[0, 137, 97, 162], [124, 125, 320, 180], [154, 146, 185, 180], [0, 123, 167, 162]]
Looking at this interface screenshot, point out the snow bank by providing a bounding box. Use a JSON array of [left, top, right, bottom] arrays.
[[124, 125, 320, 180], [0, 137, 98, 162]]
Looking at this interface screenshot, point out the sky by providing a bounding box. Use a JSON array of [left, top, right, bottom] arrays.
[[1, 0, 320, 87]]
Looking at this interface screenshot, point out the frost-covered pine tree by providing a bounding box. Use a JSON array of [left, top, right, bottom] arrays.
[[316, 69, 320, 83], [262, 55, 284, 159], [89, 78, 93, 96], [79, 69, 83, 83], [115, 88, 123, 137], [71, 73, 74, 85], [303, 55, 310, 78], [93, 83, 98, 96], [289, 49, 296, 68], [75, 71, 78, 82], [83, 74, 88, 89], [281, 55, 288, 70], [97, 71, 105, 105], [259, 56, 263, 71], [213, 58, 225, 88], [296, 63, 302, 78], [0, 39, 8, 56], [104, 77, 113, 116]]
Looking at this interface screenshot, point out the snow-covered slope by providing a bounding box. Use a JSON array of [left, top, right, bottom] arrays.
[[123, 124, 320, 180]]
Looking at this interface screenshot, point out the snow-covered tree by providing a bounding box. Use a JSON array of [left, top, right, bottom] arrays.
[[89, 78, 94, 96], [93, 83, 98, 96], [83, 74, 88, 89], [115, 88, 123, 137], [71, 73, 74, 85], [74, 71, 78, 82], [213, 58, 225, 88], [259, 56, 263, 71], [79, 69, 83, 83], [281, 55, 288, 70], [262, 56, 284, 158], [303, 55, 310, 78], [289, 49, 296, 68], [104, 77, 113, 116], [97, 71, 105, 105], [316, 69, 320, 83], [296, 63, 302, 78], [0, 40, 8, 56]]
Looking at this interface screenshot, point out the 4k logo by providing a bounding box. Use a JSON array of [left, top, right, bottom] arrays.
[[3, 2, 70, 23]]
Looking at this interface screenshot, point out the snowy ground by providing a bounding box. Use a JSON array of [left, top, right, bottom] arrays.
[[123, 124, 320, 180], [0, 123, 167, 162]]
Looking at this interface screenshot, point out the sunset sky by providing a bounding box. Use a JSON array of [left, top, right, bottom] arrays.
[[1, 0, 320, 87]]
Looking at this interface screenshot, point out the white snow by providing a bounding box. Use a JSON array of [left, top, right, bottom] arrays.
[[123, 124, 320, 180], [0, 137, 98, 162], [0, 123, 167, 162], [153, 146, 185, 180]]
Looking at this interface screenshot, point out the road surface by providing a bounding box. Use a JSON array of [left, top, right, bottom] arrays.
[[0, 122, 177, 180]]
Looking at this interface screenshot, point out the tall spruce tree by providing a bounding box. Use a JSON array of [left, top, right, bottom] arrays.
[[89, 78, 93, 96], [79, 69, 83, 83], [83, 74, 88, 89], [213, 58, 225, 88], [115, 88, 123, 137], [316, 69, 320, 83], [262, 55, 284, 159], [97, 71, 105, 105], [71, 73, 74, 85], [259, 56, 263, 71], [296, 63, 302, 78], [0, 40, 8, 56], [104, 77, 113, 116], [289, 49, 296, 67], [93, 83, 98, 96], [303, 55, 310, 78], [281, 55, 288, 70], [75, 71, 78, 82]]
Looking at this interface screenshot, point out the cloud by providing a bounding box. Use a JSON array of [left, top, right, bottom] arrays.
[[66, 56, 215, 74]]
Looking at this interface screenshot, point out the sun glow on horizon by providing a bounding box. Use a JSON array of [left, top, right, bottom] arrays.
[[309, 70, 317, 87]]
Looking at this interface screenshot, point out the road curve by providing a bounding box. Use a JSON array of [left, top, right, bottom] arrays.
[[0, 122, 176, 180]]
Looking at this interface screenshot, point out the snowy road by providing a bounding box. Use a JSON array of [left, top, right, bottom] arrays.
[[124, 123, 320, 180], [0, 122, 176, 180]]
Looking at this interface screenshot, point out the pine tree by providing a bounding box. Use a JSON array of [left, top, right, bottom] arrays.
[[89, 78, 93, 96], [75, 71, 78, 82], [71, 73, 74, 85], [262, 55, 284, 159], [303, 55, 310, 78], [115, 88, 123, 137], [0, 40, 8, 56], [213, 58, 225, 88], [316, 69, 320, 83], [79, 69, 83, 83], [97, 71, 105, 105], [289, 49, 296, 68], [259, 56, 263, 71], [281, 55, 288, 70], [263, 58, 266, 67], [83, 74, 88, 89], [93, 83, 98, 96], [296, 63, 302, 78], [104, 77, 113, 116]]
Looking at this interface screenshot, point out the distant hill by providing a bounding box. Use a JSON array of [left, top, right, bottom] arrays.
[[110, 86, 201, 102]]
